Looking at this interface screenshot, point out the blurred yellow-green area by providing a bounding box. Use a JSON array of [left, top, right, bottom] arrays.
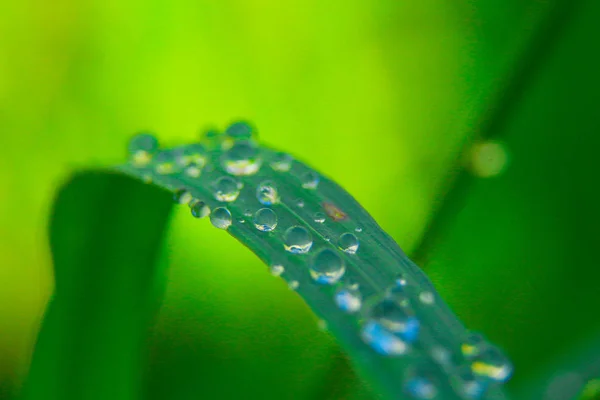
[[1, 0, 599, 399]]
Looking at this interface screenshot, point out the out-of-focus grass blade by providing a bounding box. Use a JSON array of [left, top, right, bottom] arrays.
[[411, 0, 600, 392], [23, 171, 173, 400]]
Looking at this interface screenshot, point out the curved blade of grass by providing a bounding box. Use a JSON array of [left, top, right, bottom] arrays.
[[119, 128, 513, 399], [23, 171, 173, 400]]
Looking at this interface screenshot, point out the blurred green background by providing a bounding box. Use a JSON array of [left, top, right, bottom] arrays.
[[1, 0, 599, 398]]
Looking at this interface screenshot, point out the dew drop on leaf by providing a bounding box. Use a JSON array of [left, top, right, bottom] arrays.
[[214, 176, 241, 202], [210, 207, 232, 230], [256, 181, 279, 205], [253, 208, 278, 232], [283, 226, 313, 254], [339, 232, 359, 254], [309, 248, 345, 284]]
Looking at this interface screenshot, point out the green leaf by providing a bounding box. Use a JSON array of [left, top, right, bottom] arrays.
[[23, 172, 173, 400], [118, 125, 513, 399]]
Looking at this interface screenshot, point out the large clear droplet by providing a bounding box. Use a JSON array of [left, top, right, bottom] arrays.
[[253, 208, 278, 232], [210, 207, 232, 229], [368, 298, 419, 342], [339, 232, 359, 254], [174, 143, 207, 167], [283, 226, 312, 254], [173, 189, 193, 205], [310, 248, 345, 284], [128, 133, 159, 166], [335, 285, 362, 313], [470, 346, 513, 383], [270, 152, 293, 172], [302, 171, 320, 189], [190, 200, 210, 219], [214, 176, 241, 202], [226, 121, 255, 140], [221, 140, 262, 176], [360, 320, 407, 356], [256, 181, 279, 205], [314, 212, 326, 223]]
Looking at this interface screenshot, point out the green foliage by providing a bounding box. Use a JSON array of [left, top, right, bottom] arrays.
[[23, 173, 173, 400]]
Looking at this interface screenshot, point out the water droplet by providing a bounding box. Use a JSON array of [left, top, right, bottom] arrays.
[[470, 141, 509, 178], [128, 133, 159, 166], [225, 121, 255, 140], [284, 226, 313, 254], [368, 298, 419, 342], [288, 280, 299, 290], [360, 320, 407, 356], [173, 189, 193, 205], [395, 274, 408, 287], [256, 181, 279, 205], [237, 217, 245, 224], [302, 171, 320, 189], [243, 209, 253, 217], [253, 208, 278, 232], [419, 291, 435, 305], [310, 248, 345, 284], [355, 226, 363, 233], [185, 165, 202, 178], [405, 372, 438, 399], [222, 140, 261, 176], [155, 151, 177, 174], [339, 232, 359, 254], [461, 332, 486, 357], [314, 212, 326, 223], [453, 365, 488, 399], [470, 346, 513, 383], [214, 176, 241, 202], [190, 200, 210, 219], [203, 128, 221, 141], [270, 264, 284, 276], [296, 198, 305, 208], [210, 207, 232, 229], [270, 152, 293, 171], [176, 144, 207, 167], [335, 285, 362, 313]]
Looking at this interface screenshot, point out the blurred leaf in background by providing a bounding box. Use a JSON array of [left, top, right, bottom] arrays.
[[0, 0, 598, 399]]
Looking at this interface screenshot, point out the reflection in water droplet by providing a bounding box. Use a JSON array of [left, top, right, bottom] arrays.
[[302, 171, 320, 189], [270, 264, 284, 276], [243, 209, 253, 217], [314, 212, 326, 223], [222, 140, 261, 176], [470, 346, 513, 383], [310, 248, 345, 284], [214, 176, 241, 202], [270, 152, 293, 171], [226, 121, 254, 140], [284, 226, 313, 254], [296, 199, 305, 208], [335, 285, 362, 313], [128, 133, 159, 166], [253, 208, 278, 232], [185, 165, 202, 178], [173, 189, 192, 205], [339, 232, 359, 254], [256, 181, 279, 205], [361, 321, 407, 356], [368, 298, 419, 342], [470, 141, 509, 178], [405, 372, 438, 399], [173, 144, 206, 167], [190, 201, 210, 219], [210, 207, 232, 229], [288, 280, 299, 290], [355, 226, 363, 233]]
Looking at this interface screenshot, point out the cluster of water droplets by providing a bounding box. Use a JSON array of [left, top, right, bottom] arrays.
[[126, 123, 513, 400]]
